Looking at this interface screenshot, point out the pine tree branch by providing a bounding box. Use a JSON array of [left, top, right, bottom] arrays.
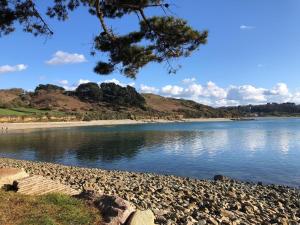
[[95, 0, 115, 40], [29, 0, 53, 35], [104, 1, 165, 9], [138, 8, 177, 57]]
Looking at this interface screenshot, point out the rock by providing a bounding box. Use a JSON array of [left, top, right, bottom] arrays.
[[213, 174, 229, 182], [95, 195, 136, 225], [197, 219, 207, 225], [0, 168, 29, 188], [127, 210, 155, 225], [208, 217, 219, 225], [227, 191, 237, 198], [155, 215, 167, 224], [242, 205, 254, 214], [185, 216, 198, 225], [220, 208, 235, 219]]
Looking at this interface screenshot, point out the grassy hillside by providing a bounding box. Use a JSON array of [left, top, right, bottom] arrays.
[[0, 190, 101, 225], [0, 83, 238, 121], [142, 93, 234, 118]]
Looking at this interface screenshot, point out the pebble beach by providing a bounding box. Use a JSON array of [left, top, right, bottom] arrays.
[[0, 157, 299, 225]]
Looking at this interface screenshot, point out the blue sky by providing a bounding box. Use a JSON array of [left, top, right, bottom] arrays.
[[0, 0, 300, 106]]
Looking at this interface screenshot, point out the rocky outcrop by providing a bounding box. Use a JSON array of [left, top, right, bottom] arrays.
[[127, 210, 156, 225], [77, 191, 155, 225], [95, 195, 136, 225]]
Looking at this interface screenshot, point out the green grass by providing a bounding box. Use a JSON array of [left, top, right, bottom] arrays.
[[0, 190, 102, 225], [11, 107, 51, 114], [0, 107, 66, 117], [0, 108, 29, 116]]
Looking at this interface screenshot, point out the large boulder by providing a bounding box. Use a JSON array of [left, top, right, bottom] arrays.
[[127, 210, 156, 225], [94, 195, 136, 225], [0, 168, 29, 188]]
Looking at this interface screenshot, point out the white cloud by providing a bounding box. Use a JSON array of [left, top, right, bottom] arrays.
[[240, 25, 256, 30], [227, 85, 267, 103], [264, 83, 291, 103], [46, 51, 86, 65], [290, 92, 300, 104], [0, 64, 28, 74], [203, 81, 227, 99], [141, 81, 299, 107], [103, 78, 135, 87], [140, 84, 159, 93], [185, 83, 203, 96], [270, 83, 289, 96], [161, 85, 184, 96], [182, 77, 196, 84], [180, 81, 227, 105]]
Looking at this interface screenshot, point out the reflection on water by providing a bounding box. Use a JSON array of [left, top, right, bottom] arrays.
[[1, 118, 300, 186], [242, 129, 267, 153], [277, 129, 290, 154]]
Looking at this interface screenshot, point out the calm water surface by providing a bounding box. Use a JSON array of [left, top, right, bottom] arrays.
[[1, 118, 300, 186]]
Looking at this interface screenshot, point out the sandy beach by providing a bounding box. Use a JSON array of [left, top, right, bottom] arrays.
[[0, 118, 231, 132]]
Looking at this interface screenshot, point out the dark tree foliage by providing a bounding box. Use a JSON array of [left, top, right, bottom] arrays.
[[0, 0, 208, 78], [75, 82, 145, 108], [35, 84, 65, 92], [100, 82, 145, 107], [0, 0, 53, 36], [75, 82, 103, 102]]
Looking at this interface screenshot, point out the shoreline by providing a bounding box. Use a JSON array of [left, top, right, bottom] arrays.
[[0, 118, 232, 132], [0, 157, 299, 225]]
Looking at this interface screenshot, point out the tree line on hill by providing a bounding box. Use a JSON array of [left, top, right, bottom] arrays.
[[35, 82, 146, 109], [222, 102, 300, 117]]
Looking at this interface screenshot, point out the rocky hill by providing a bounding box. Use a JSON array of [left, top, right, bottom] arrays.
[[0, 83, 237, 121], [1, 83, 299, 122]]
